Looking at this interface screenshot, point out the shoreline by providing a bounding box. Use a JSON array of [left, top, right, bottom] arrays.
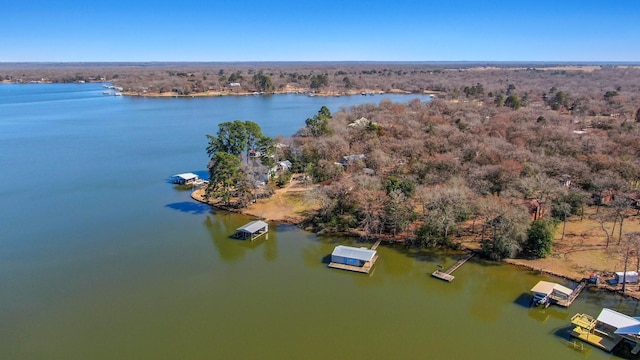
[[123, 88, 439, 98], [190, 187, 640, 301], [190, 187, 306, 225]]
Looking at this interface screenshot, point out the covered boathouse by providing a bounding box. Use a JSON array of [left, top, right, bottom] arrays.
[[530, 280, 573, 307], [234, 220, 268, 241], [172, 172, 199, 185], [571, 308, 640, 354], [328, 245, 378, 274]]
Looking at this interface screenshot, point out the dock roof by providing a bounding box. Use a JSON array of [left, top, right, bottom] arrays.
[[173, 173, 199, 180], [530, 280, 572, 296], [331, 245, 376, 262], [598, 308, 640, 333], [236, 220, 268, 234]]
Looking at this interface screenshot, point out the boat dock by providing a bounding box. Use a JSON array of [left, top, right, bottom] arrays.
[[531, 280, 586, 308], [233, 220, 269, 241], [328, 254, 378, 274], [570, 313, 622, 352], [431, 252, 475, 282], [554, 280, 587, 307], [328, 242, 381, 274], [571, 308, 640, 354]]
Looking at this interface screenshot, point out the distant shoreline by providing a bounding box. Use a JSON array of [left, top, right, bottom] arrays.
[[0, 80, 441, 99], [122, 88, 439, 98]]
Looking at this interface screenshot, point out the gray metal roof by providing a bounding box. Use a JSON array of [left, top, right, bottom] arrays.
[[331, 245, 376, 262], [237, 220, 268, 234]]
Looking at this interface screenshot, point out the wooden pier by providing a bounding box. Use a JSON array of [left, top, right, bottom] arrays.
[[371, 239, 382, 250], [431, 252, 475, 282]]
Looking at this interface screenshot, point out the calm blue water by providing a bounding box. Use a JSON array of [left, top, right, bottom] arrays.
[[0, 83, 635, 360]]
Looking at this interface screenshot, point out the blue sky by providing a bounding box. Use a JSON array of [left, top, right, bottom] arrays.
[[2, 0, 638, 62]]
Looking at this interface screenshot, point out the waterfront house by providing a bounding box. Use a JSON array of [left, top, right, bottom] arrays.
[[340, 154, 366, 166], [269, 160, 293, 177]]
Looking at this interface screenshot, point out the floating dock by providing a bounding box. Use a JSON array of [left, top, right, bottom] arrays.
[[431, 252, 475, 282], [570, 313, 623, 352], [570, 307, 640, 354], [328, 254, 378, 274]]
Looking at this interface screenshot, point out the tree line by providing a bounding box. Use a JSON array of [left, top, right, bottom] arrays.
[[3, 63, 640, 123]]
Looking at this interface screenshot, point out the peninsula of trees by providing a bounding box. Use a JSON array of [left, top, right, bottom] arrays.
[[3, 62, 640, 264], [191, 63, 640, 264]]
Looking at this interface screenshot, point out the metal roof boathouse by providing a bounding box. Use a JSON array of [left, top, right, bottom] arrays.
[[530, 280, 586, 307], [172, 172, 199, 185], [328, 245, 378, 274], [234, 220, 269, 241], [571, 308, 640, 354]]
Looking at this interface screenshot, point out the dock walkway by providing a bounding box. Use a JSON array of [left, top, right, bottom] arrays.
[[371, 240, 382, 250], [431, 252, 475, 282]]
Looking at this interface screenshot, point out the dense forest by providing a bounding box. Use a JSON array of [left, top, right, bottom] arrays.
[[4, 62, 640, 260], [192, 63, 640, 261]]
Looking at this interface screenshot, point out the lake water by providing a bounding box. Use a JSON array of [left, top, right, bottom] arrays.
[[1, 83, 637, 359]]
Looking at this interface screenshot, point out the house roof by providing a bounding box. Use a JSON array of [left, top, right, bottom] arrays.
[[237, 220, 268, 234], [173, 173, 199, 180], [598, 308, 640, 331], [530, 281, 573, 296], [331, 245, 376, 262], [341, 154, 366, 163]]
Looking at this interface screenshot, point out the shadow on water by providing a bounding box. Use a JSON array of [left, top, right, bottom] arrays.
[[275, 223, 302, 232], [528, 306, 570, 323], [514, 293, 534, 308], [551, 325, 599, 357], [203, 214, 278, 263], [165, 201, 212, 215], [321, 254, 332, 265]]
